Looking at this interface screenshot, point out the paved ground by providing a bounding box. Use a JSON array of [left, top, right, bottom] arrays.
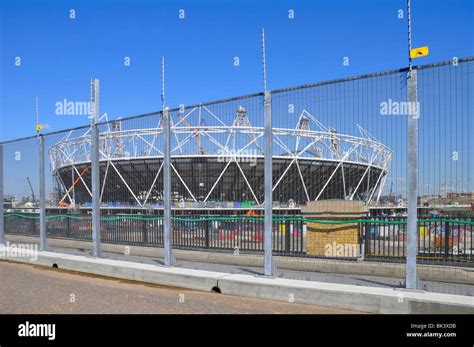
[[0, 261, 356, 314], [49, 246, 474, 297]]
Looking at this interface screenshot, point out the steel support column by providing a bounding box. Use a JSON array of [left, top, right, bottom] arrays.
[[91, 79, 101, 257], [406, 68, 419, 289], [39, 135, 48, 251], [264, 91, 274, 276], [163, 108, 174, 266]]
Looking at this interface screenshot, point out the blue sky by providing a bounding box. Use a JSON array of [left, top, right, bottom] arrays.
[[1, 0, 473, 140], [0, 0, 473, 199]]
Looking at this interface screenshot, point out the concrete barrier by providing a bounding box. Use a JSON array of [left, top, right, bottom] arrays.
[[0, 246, 223, 292], [217, 274, 474, 314], [6, 235, 474, 285], [1, 244, 474, 314]]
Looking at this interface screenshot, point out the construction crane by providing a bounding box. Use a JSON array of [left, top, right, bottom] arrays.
[[26, 177, 36, 203]]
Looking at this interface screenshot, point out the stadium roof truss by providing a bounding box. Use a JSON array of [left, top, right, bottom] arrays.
[[49, 106, 393, 207]]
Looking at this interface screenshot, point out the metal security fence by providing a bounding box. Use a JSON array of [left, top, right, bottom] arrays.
[[4, 210, 40, 236], [4, 209, 304, 253], [4, 209, 474, 266], [363, 217, 474, 265], [1, 57, 474, 297]]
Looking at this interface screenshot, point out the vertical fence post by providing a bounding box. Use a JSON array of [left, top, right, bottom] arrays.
[[406, 68, 419, 289], [285, 217, 291, 253], [39, 135, 48, 251], [0, 144, 4, 245], [205, 217, 210, 249], [264, 91, 274, 276], [91, 78, 101, 257], [66, 216, 71, 237], [444, 221, 450, 261], [163, 108, 174, 266], [143, 219, 148, 244]]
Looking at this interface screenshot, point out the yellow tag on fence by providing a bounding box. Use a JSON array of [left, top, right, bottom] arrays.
[[410, 46, 429, 58], [36, 124, 43, 131]]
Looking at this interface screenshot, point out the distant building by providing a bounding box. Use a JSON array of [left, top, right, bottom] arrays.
[[3, 196, 17, 209], [446, 192, 474, 200]]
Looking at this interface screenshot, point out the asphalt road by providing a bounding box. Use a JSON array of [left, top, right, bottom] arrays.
[[0, 261, 356, 314]]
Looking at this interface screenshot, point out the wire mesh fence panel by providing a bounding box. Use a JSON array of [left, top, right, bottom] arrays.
[[2, 137, 41, 239], [44, 127, 92, 243], [412, 59, 474, 295], [96, 112, 164, 252], [269, 68, 406, 291], [166, 96, 266, 274]]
